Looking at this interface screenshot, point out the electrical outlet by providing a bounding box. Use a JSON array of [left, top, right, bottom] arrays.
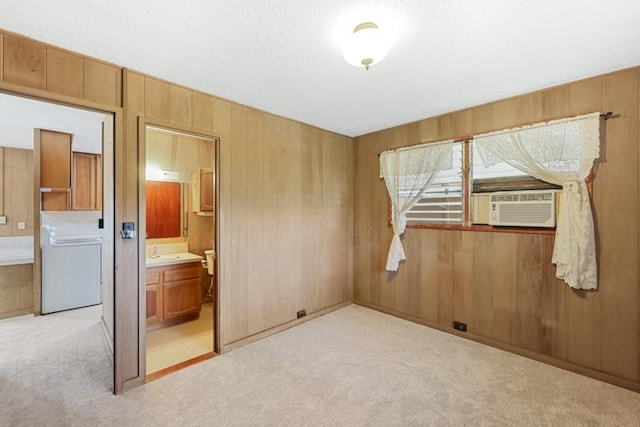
[[17, 221, 26, 230], [297, 309, 306, 319], [453, 321, 467, 332], [0, 216, 6, 225]]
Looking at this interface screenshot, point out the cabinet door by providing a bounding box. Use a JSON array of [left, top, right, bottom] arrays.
[[162, 278, 201, 320], [200, 168, 214, 212], [146, 284, 162, 325], [72, 152, 101, 211], [40, 129, 72, 211], [72, 152, 95, 210]]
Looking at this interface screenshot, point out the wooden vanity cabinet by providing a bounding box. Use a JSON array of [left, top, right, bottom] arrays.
[[145, 270, 162, 325], [192, 167, 214, 213], [146, 261, 201, 328], [199, 168, 214, 212]]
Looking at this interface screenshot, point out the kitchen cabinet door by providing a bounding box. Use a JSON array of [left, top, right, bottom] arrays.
[[72, 152, 102, 211], [40, 129, 72, 211]]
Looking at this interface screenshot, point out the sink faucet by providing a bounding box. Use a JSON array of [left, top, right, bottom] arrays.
[[151, 246, 159, 258]]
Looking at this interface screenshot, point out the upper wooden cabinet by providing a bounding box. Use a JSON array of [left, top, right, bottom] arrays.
[[192, 167, 214, 213], [39, 129, 72, 211], [38, 129, 102, 212], [72, 152, 102, 211]]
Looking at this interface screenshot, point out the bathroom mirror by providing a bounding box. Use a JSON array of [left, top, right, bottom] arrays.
[[145, 181, 183, 238]]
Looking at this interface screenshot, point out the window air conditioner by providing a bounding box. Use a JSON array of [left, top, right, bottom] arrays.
[[489, 190, 558, 227]]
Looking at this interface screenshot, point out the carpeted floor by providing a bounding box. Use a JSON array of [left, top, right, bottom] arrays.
[[1, 304, 639, 426]]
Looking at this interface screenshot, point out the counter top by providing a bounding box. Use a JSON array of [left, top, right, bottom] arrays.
[[0, 246, 33, 266], [145, 251, 203, 267], [0, 236, 34, 266]]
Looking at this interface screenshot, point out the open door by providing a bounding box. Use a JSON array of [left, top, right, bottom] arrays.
[[101, 115, 115, 357]]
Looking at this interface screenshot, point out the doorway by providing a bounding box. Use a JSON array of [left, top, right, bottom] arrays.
[[141, 124, 218, 379], [0, 92, 115, 389]]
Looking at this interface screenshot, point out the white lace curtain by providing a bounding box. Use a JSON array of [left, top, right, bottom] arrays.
[[379, 141, 454, 271], [474, 112, 601, 289]]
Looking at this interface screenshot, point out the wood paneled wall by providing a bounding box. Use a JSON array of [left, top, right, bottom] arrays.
[[354, 67, 640, 390], [1, 33, 121, 106], [0, 147, 34, 236], [126, 71, 354, 350], [0, 264, 33, 319]]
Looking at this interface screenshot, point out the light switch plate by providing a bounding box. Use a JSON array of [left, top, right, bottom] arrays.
[[0, 216, 6, 225], [17, 221, 26, 230]]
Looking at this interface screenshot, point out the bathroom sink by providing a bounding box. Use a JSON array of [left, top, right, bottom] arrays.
[[145, 252, 203, 266], [146, 254, 179, 261]]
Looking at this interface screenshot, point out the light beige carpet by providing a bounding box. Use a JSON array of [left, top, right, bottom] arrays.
[[1, 304, 639, 426]]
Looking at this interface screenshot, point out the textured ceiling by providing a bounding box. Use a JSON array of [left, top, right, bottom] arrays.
[[1, 0, 639, 137]]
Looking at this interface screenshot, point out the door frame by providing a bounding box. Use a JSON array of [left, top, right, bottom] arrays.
[[0, 86, 122, 392], [137, 117, 221, 379]]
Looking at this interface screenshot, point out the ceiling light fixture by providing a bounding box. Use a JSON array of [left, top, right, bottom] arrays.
[[342, 22, 389, 71]]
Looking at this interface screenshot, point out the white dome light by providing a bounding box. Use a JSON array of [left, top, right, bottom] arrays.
[[342, 22, 389, 70]]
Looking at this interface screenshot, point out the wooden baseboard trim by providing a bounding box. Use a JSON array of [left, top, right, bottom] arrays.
[[354, 300, 640, 394], [100, 315, 114, 356], [145, 352, 216, 383], [0, 308, 33, 320], [221, 300, 353, 353]]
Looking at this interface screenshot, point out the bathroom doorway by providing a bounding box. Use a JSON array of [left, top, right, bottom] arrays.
[[140, 124, 218, 380]]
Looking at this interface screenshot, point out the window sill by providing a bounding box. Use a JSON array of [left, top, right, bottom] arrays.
[[405, 223, 556, 235]]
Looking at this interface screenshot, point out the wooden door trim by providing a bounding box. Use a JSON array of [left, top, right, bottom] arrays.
[[0, 86, 123, 393], [137, 117, 221, 383]]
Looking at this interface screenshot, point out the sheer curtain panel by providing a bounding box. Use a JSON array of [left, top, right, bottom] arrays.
[[474, 112, 601, 289], [379, 141, 454, 271]]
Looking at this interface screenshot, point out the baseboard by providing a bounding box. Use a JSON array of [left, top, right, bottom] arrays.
[[100, 315, 114, 356], [221, 300, 353, 353], [0, 308, 33, 320], [354, 300, 640, 394]]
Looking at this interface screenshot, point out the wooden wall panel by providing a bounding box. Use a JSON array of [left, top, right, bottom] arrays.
[[144, 78, 170, 121], [84, 59, 120, 106], [46, 48, 83, 98], [321, 129, 353, 307], [600, 70, 639, 381], [566, 78, 603, 372], [246, 108, 267, 333], [354, 67, 640, 391], [170, 85, 193, 127], [192, 92, 213, 131], [0, 148, 34, 237], [2, 34, 46, 89], [228, 103, 250, 340], [276, 117, 303, 326], [126, 71, 145, 115], [300, 126, 323, 313]]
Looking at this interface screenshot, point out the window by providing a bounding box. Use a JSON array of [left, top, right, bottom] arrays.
[[399, 140, 560, 231], [471, 143, 560, 193], [405, 141, 464, 226]]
